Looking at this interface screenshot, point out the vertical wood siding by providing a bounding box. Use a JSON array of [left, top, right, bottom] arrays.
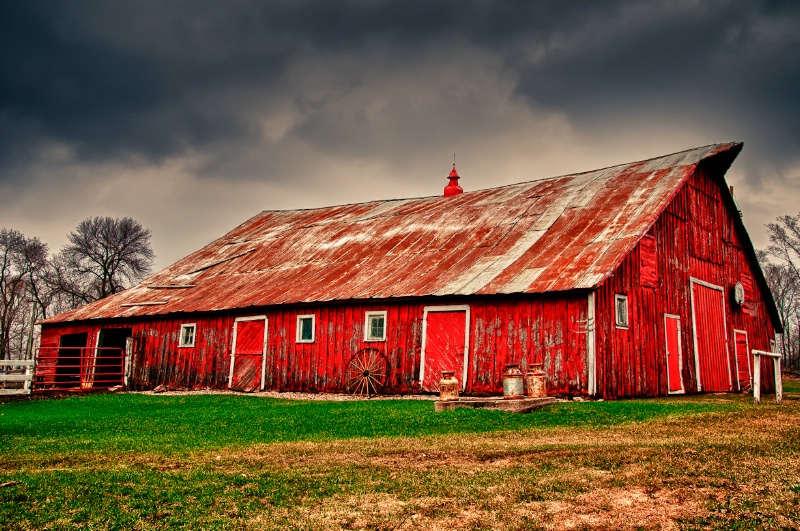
[[595, 164, 776, 398], [40, 293, 587, 395]]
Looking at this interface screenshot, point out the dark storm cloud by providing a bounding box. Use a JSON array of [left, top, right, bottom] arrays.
[[513, 1, 800, 164], [2, 0, 799, 181], [0, 1, 640, 173], [1, 1, 290, 168], [2, 0, 798, 269]]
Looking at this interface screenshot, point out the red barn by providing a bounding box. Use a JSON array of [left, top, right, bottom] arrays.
[[37, 142, 782, 398]]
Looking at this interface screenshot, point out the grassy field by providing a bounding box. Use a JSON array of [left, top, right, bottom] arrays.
[[1, 380, 799, 530]]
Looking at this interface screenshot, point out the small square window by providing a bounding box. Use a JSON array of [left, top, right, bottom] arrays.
[[615, 295, 629, 328], [179, 324, 196, 347], [365, 311, 387, 341], [296, 315, 315, 343]]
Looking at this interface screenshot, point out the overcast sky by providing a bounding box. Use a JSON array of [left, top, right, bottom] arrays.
[[2, 0, 799, 271]]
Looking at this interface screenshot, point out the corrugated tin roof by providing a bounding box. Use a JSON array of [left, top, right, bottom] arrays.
[[46, 142, 742, 322]]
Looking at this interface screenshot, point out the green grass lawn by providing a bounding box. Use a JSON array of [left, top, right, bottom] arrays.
[[1, 382, 797, 530], [783, 375, 800, 393], [1, 392, 742, 458]]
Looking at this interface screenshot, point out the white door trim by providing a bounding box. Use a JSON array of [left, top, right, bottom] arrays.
[[689, 277, 732, 392], [419, 305, 470, 390], [587, 292, 597, 396], [664, 313, 685, 395], [733, 328, 751, 391], [228, 315, 268, 391]]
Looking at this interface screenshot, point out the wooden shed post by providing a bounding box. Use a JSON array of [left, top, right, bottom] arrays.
[[587, 292, 596, 396], [125, 337, 134, 389], [752, 350, 782, 404]]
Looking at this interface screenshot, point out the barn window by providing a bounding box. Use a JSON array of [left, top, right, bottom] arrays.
[[296, 315, 315, 343], [615, 295, 629, 328], [365, 311, 387, 341], [179, 324, 196, 347]]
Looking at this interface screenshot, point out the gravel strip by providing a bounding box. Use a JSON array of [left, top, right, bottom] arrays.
[[128, 389, 437, 401]]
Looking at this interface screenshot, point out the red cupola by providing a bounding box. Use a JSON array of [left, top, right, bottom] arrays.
[[444, 163, 463, 197]]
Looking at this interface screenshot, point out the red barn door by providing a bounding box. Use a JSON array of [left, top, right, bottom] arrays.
[[229, 316, 267, 392], [420, 306, 469, 392], [733, 329, 751, 391], [664, 314, 684, 394], [691, 280, 732, 392]]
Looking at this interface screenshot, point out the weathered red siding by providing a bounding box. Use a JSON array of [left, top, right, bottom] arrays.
[[39, 293, 587, 395], [468, 294, 587, 395], [594, 164, 776, 398], [39, 315, 234, 389]]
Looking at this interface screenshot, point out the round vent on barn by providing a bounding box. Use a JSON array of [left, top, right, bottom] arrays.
[[733, 281, 745, 305]]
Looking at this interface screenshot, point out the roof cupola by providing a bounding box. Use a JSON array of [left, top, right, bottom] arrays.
[[444, 162, 463, 197]]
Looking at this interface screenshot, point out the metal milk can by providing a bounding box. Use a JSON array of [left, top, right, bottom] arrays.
[[526, 363, 547, 398], [502, 363, 524, 399], [439, 370, 460, 401]]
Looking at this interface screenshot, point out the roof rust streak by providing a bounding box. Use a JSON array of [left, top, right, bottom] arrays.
[[44, 143, 744, 323]]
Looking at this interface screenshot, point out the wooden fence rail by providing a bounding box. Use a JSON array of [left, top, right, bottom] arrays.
[[0, 359, 35, 396]]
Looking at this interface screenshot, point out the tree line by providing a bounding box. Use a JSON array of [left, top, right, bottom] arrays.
[[0, 217, 153, 360], [762, 210, 800, 373]]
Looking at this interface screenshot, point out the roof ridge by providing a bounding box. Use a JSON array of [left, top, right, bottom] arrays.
[[252, 142, 741, 215]]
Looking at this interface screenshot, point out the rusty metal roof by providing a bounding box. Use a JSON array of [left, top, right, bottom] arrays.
[[46, 143, 742, 322]]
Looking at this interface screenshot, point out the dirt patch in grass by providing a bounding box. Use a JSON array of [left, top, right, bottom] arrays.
[[263, 487, 708, 531], [210, 404, 798, 530]]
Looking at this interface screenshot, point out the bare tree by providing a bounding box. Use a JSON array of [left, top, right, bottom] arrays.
[[767, 211, 800, 282], [53, 217, 155, 305], [0, 229, 49, 360], [765, 211, 800, 372], [761, 259, 800, 372]]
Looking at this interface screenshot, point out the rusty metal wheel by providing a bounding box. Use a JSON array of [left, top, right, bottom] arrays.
[[346, 348, 387, 398]]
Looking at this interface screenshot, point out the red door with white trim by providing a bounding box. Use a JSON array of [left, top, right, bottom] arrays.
[[733, 330, 751, 391], [421, 308, 468, 392], [691, 282, 732, 392], [664, 314, 684, 394], [229, 317, 267, 392]]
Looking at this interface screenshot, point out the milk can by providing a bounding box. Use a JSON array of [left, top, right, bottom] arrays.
[[502, 363, 524, 399], [439, 371, 460, 401], [526, 363, 547, 398]]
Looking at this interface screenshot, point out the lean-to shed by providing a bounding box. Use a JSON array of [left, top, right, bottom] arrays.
[[38, 142, 782, 398]]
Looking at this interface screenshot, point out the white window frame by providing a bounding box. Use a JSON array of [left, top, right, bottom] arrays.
[[614, 295, 629, 329], [179, 323, 197, 347], [364, 311, 387, 342], [296, 314, 315, 343]]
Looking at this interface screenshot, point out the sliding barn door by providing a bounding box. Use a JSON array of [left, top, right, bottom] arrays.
[[229, 316, 267, 392], [420, 306, 469, 392], [691, 280, 732, 392]]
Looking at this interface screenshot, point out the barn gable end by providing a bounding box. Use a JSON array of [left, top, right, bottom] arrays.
[[593, 157, 778, 398]]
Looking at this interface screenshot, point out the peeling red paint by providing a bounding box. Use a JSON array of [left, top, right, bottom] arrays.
[[44, 144, 745, 323]]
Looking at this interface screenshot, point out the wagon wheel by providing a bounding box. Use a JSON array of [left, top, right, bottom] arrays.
[[346, 348, 387, 398]]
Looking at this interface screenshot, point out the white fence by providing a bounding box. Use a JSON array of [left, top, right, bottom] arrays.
[[0, 359, 35, 396]]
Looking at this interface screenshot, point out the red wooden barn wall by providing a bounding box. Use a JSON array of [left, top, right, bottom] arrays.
[[594, 163, 776, 398], [39, 294, 588, 395], [39, 315, 235, 389]]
